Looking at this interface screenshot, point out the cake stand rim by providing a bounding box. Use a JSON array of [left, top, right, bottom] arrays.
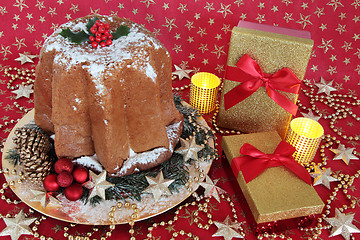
[[2, 106, 214, 225]]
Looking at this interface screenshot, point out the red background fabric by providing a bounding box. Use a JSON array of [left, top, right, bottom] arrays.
[[1, 0, 360, 239]]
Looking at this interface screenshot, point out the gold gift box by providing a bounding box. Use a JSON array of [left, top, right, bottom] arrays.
[[218, 21, 314, 139], [222, 131, 324, 224]]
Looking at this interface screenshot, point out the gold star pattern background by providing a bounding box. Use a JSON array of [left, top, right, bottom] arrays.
[[0, 1, 360, 240]]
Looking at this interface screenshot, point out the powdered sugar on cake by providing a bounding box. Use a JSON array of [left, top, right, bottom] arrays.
[[73, 120, 183, 176]]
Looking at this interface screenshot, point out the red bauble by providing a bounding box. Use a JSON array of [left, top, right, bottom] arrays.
[[54, 158, 74, 174], [43, 174, 60, 192], [57, 172, 73, 188], [72, 166, 89, 184], [65, 183, 83, 201]]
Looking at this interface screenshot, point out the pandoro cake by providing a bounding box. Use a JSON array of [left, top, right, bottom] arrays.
[[34, 15, 183, 176]]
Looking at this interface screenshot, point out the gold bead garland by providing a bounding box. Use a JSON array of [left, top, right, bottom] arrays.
[[0, 168, 25, 205], [1, 69, 360, 239], [144, 192, 245, 240], [14, 101, 31, 113], [3, 67, 35, 90], [172, 75, 191, 91]]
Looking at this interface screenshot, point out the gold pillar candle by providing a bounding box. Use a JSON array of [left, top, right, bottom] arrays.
[[285, 117, 324, 164], [190, 72, 220, 114]]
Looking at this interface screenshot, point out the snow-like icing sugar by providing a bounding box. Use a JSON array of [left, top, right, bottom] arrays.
[[4, 154, 212, 225], [115, 120, 182, 176], [146, 62, 157, 83], [74, 120, 182, 176], [73, 155, 103, 172], [129, 147, 136, 157], [44, 16, 164, 99]]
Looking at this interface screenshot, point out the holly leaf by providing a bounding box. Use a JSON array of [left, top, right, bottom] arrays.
[[86, 16, 99, 33], [59, 28, 90, 44], [111, 25, 130, 40]]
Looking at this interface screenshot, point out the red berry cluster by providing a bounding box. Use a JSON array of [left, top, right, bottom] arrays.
[[43, 158, 89, 201], [89, 20, 113, 49]]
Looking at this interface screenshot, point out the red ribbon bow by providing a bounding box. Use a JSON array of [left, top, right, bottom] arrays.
[[224, 54, 301, 116], [231, 141, 312, 185]]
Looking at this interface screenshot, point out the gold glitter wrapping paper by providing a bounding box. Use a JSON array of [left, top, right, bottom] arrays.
[[222, 131, 324, 224], [218, 26, 314, 139]]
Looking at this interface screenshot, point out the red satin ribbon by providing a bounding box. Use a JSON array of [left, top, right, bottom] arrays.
[[224, 54, 301, 116], [231, 141, 312, 185]]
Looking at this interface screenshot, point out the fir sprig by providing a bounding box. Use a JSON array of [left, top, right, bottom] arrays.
[[5, 149, 21, 166]]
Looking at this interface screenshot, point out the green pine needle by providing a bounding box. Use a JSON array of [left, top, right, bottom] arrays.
[[5, 149, 21, 167]]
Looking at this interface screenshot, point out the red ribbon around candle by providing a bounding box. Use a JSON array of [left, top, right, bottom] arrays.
[[224, 54, 301, 116], [231, 141, 312, 185]]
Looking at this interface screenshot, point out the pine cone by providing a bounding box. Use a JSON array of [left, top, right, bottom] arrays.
[[13, 126, 54, 183]]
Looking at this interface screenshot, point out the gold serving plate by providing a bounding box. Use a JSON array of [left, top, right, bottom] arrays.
[[2, 108, 214, 225]]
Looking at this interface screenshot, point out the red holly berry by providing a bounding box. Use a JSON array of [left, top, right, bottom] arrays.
[[54, 158, 74, 174], [90, 27, 97, 34], [91, 42, 98, 48], [104, 23, 110, 29], [98, 27, 105, 33], [89, 36, 95, 42], [108, 34, 113, 40], [95, 32, 102, 38], [95, 37, 101, 43], [106, 39, 112, 46], [100, 41, 106, 47], [101, 35, 107, 41], [95, 20, 101, 26]]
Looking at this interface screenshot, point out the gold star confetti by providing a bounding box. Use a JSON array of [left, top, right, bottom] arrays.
[[0, 210, 36, 240], [310, 166, 338, 189], [172, 64, 193, 80], [83, 171, 114, 200], [212, 215, 244, 240], [330, 144, 359, 165], [175, 137, 204, 162], [324, 208, 360, 240], [199, 175, 225, 203], [301, 109, 321, 121], [314, 77, 337, 95], [14, 53, 37, 65], [29, 189, 61, 209], [143, 171, 174, 202], [11, 84, 33, 99]]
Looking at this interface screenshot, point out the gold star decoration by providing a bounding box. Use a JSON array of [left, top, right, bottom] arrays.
[[199, 175, 225, 203], [14, 53, 37, 65], [143, 171, 174, 202], [212, 215, 244, 240], [29, 189, 61, 209], [314, 77, 337, 95], [0, 209, 36, 240], [83, 171, 114, 200], [330, 144, 359, 165], [324, 208, 360, 240], [175, 137, 204, 162], [301, 109, 321, 121], [172, 64, 193, 80], [11, 84, 33, 99], [310, 166, 338, 189]]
